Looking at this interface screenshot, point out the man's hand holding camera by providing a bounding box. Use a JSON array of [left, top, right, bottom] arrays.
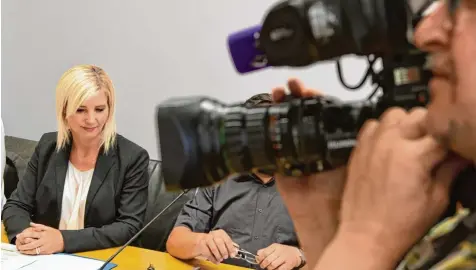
[[272, 78, 469, 269], [318, 107, 469, 269]]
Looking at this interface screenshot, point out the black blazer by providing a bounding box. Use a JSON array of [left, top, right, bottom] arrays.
[[2, 132, 150, 253]]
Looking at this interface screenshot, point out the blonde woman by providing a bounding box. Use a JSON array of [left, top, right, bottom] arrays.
[[2, 65, 149, 255]]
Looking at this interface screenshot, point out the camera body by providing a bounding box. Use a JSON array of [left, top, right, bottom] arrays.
[[156, 49, 431, 191], [379, 47, 431, 109], [156, 0, 434, 190]]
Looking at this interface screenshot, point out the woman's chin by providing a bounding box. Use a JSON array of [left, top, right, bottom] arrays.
[[73, 130, 102, 143]]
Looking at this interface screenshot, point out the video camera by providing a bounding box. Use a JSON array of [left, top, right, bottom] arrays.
[[156, 0, 436, 190]]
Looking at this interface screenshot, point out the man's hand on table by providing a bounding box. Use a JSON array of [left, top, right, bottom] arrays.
[[194, 229, 238, 264], [256, 243, 303, 270], [16, 222, 64, 255]]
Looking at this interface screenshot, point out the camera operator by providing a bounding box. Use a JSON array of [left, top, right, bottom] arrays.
[[270, 1, 476, 269]]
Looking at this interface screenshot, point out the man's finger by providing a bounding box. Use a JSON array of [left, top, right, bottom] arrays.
[[414, 136, 447, 173], [399, 107, 428, 140], [222, 236, 237, 258], [212, 237, 229, 260], [272, 87, 286, 103], [259, 250, 278, 269], [287, 78, 321, 98], [276, 261, 294, 270], [257, 245, 277, 263], [257, 248, 265, 261], [350, 119, 379, 172], [356, 119, 379, 148], [378, 107, 407, 131], [205, 238, 222, 262], [287, 78, 307, 97], [257, 245, 275, 259], [215, 230, 235, 255], [267, 256, 286, 270], [256, 248, 267, 263], [203, 248, 219, 264], [198, 245, 218, 264]]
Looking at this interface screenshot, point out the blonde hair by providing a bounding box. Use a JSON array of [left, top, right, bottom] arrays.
[[56, 64, 116, 152]]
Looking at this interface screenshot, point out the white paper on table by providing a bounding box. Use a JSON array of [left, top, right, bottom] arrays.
[[1, 243, 38, 270], [20, 253, 107, 270], [1, 243, 108, 270]]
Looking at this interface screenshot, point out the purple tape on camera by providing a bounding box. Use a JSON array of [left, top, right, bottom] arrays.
[[227, 25, 270, 74]]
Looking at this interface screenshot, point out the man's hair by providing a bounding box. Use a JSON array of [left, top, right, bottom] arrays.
[[243, 93, 273, 108]]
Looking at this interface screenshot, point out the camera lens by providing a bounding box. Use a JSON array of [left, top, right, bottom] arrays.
[[157, 96, 376, 190]]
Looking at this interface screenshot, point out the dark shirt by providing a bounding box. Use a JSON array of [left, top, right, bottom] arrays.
[[174, 174, 299, 269]]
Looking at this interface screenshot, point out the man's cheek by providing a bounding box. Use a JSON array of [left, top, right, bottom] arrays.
[[426, 102, 450, 137]]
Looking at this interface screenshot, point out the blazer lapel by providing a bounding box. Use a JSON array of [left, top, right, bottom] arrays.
[[55, 145, 71, 219], [85, 148, 116, 218]]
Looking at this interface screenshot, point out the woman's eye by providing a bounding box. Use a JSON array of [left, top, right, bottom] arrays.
[[76, 109, 85, 113], [96, 108, 105, 112]]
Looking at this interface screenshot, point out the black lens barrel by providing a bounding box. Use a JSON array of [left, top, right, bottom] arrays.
[[217, 97, 378, 179]]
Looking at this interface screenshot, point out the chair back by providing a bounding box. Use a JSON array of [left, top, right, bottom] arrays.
[[138, 160, 194, 251]]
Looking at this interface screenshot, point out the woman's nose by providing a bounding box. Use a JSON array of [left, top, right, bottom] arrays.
[[85, 111, 96, 124]]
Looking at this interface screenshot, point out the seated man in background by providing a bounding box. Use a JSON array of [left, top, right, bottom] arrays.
[[166, 94, 306, 270]]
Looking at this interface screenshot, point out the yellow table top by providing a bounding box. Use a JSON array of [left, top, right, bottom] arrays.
[[2, 224, 249, 270]]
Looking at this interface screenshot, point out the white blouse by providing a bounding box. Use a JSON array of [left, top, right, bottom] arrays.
[[59, 162, 94, 230]]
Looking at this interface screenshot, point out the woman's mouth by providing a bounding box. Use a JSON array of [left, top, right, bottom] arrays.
[[82, 126, 97, 132]]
